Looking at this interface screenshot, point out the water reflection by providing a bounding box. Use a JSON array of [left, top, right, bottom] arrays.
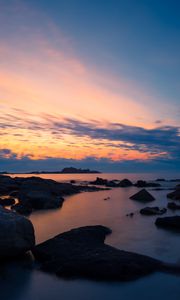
[[2, 173, 180, 300]]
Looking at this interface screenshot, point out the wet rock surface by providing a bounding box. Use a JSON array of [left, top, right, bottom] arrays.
[[32, 225, 163, 281], [0, 206, 35, 258], [140, 206, 167, 216], [130, 189, 155, 202]]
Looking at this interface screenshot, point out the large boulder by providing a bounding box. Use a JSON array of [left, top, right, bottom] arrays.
[[130, 189, 155, 202], [32, 225, 163, 281], [0, 206, 35, 258], [18, 177, 65, 210], [155, 216, 180, 230], [140, 207, 167, 216]]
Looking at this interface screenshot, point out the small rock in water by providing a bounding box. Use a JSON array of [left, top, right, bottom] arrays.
[[130, 189, 155, 202], [140, 207, 167, 216]]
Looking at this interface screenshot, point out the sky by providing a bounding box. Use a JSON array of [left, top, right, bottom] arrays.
[[0, 0, 179, 172]]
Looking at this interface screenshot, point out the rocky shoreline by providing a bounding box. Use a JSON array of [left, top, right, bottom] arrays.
[[0, 174, 180, 282]]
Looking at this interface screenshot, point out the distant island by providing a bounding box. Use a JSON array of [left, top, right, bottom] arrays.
[[28, 167, 101, 174]]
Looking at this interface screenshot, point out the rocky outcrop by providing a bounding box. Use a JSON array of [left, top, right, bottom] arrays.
[[90, 177, 133, 188], [18, 177, 65, 210], [134, 180, 161, 188], [0, 206, 35, 258], [32, 225, 164, 281], [130, 189, 155, 202], [0, 175, 19, 195], [155, 216, 180, 230], [118, 178, 133, 187], [90, 177, 108, 185], [140, 207, 167, 216]]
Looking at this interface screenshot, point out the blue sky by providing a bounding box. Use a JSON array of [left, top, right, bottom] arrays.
[[0, 0, 179, 172]]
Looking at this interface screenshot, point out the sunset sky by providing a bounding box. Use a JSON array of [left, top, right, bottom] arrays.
[[0, 0, 179, 172]]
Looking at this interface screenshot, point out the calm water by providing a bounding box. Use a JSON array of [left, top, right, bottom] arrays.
[[1, 173, 180, 300]]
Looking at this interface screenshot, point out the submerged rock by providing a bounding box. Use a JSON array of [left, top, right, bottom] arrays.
[[0, 206, 35, 258], [155, 216, 180, 230], [33, 225, 163, 281], [140, 207, 167, 216], [130, 189, 155, 202]]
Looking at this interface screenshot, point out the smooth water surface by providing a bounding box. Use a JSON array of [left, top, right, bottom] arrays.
[[1, 173, 180, 300]]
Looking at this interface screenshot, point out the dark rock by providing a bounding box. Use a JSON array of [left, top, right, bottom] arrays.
[[156, 178, 166, 182], [32, 225, 164, 281], [90, 177, 133, 188], [134, 180, 161, 188], [167, 185, 180, 200], [170, 179, 180, 182], [155, 216, 180, 230], [0, 175, 19, 195], [90, 177, 108, 185], [119, 179, 133, 187], [8, 190, 19, 197], [19, 177, 64, 209], [130, 189, 155, 202], [11, 203, 33, 216], [0, 197, 15, 206], [140, 207, 167, 216], [167, 202, 180, 210], [104, 197, 110, 200], [70, 180, 76, 184], [0, 206, 35, 258]]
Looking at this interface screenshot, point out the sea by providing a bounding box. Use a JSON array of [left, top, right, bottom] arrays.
[[1, 172, 180, 300]]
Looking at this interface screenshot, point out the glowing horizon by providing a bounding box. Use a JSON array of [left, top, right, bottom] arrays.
[[0, 0, 179, 172]]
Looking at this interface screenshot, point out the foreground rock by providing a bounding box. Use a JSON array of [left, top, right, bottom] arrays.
[[140, 207, 167, 216], [33, 225, 163, 281], [167, 202, 180, 210], [155, 216, 180, 230], [130, 189, 155, 202], [0, 206, 35, 258]]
